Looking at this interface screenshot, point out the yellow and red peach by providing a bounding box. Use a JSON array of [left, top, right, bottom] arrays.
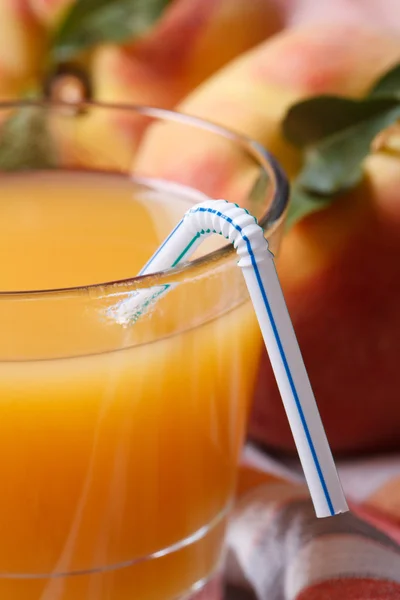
[[0, 0, 284, 108], [0, 1, 45, 100], [91, 0, 283, 107], [1, 0, 285, 170], [135, 24, 400, 454]]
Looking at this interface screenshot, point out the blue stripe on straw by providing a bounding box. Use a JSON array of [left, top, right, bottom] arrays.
[[190, 206, 335, 516], [140, 219, 185, 275]]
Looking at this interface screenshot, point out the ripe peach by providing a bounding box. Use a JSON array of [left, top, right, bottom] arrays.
[[284, 0, 400, 37], [27, 0, 284, 171], [253, 155, 400, 454], [29, 0, 73, 26], [135, 24, 400, 454], [1, 0, 282, 112], [0, 1, 45, 100], [91, 0, 283, 107]]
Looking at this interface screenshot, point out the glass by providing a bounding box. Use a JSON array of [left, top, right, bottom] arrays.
[[0, 101, 289, 600]]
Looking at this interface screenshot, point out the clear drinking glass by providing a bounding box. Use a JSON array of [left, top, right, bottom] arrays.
[[0, 101, 289, 600]]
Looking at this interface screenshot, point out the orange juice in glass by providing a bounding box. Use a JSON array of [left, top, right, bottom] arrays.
[[0, 102, 289, 600]]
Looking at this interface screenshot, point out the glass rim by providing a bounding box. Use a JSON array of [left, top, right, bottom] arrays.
[[0, 99, 290, 297]]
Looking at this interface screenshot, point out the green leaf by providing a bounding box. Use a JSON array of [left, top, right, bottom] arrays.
[[281, 63, 400, 229], [298, 102, 400, 194], [283, 95, 400, 148], [51, 0, 170, 63], [0, 106, 56, 172], [369, 62, 400, 98], [286, 185, 333, 229]]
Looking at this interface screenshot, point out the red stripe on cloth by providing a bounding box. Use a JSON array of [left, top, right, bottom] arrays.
[[351, 501, 400, 545], [296, 578, 400, 600]]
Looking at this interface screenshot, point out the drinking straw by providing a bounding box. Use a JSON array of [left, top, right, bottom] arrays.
[[134, 199, 348, 518]]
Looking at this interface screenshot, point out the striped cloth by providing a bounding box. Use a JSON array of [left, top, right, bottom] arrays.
[[222, 445, 400, 600]]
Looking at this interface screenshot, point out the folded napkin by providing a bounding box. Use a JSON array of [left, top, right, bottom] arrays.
[[221, 445, 400, 600]]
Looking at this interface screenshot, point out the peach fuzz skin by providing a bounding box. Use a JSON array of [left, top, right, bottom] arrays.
[[135, 24, 400, 455], [91, 0, 284, 107], [0, 0, 284, 106], [0, 0, 285, 173], [0, 1, 45, 100]]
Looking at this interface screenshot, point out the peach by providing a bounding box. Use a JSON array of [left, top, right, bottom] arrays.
[[49, 102, 148, 171], [91, 0, 284, 107], [3, 0, 282, 112], [177, 24, 400, 177], [135, 25, 400, 193], [252, 155, 400, 454], [0, 1, 45, 100], [24, 0, 285, 173], [134, 24, 400, 454], [29, 0, 73, 26], [284, 0, 400, 36]]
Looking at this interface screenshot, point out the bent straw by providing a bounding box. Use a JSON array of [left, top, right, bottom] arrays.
[[133, 199, 348, 517]]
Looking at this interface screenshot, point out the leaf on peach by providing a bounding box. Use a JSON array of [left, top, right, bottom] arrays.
[[50, 0, 171, 63], [297, 102, 400, 194], [286, 185, 332, 230], [282, 63, 400, 227], [369, 63, 400, 98], [283, 96, 400, 148]]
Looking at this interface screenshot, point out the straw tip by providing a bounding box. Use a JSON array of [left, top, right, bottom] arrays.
[[316, 501, 350, 519]]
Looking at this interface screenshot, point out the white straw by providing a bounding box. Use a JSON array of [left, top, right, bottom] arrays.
[[128, 199, 348, 517]]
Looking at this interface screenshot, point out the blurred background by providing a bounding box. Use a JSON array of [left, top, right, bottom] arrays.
[[1, 0, 400, 457]]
